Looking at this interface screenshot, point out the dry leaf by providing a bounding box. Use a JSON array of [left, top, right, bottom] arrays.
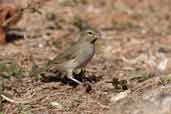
[[0, 27, 6, 44]]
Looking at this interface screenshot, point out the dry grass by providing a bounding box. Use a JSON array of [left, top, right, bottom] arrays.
[[1, 0, 171, 114]]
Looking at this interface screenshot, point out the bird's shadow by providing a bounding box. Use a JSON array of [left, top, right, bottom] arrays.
[[4, 27, 25, 43], [40, 70, 100, 87]]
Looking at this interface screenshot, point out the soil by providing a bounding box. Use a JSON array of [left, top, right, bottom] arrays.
[[1, 0, 171, 114]]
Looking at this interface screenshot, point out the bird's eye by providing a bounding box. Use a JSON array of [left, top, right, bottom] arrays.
[[87, 31, 93, 35]]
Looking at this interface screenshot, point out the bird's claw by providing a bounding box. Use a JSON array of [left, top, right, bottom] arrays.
[[68, 76, 82, 84]]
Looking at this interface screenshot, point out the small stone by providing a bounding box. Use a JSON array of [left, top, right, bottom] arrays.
[[50, 101, 63, 109]]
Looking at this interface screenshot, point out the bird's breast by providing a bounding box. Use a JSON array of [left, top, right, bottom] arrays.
[[76, 42, 95, 67], [58, 42, 95, 71]]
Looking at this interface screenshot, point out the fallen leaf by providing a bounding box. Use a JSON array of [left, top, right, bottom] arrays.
[[0, 27, 6, 44]]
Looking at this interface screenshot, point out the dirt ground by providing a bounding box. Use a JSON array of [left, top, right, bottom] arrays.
[[1, 0, 171, 114]]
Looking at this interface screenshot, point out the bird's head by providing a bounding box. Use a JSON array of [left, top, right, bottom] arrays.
[[79, 29, 101, 43]]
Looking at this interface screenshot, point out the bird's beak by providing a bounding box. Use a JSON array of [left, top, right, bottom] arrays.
[[91, 31, 101, 43], [96, 32, 101, 39]]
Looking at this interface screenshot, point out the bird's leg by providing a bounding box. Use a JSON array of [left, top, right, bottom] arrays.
[[73, 68, 82, 75], [81, 68, 86, 74], [67, 69, 81, 84], [73, 68, 87, 75]]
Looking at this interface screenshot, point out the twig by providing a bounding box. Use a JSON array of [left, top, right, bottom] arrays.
[[131, 77, 161, 93], [0, 77, 3, 110], [1, 82, 65, 104], [1, 94, 45, 104]]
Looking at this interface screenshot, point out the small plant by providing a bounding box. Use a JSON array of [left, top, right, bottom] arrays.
[[128, 71, 153, 82], [0, 60, 25, 79], [52, 40, 63, 49], [159, 75, 171, 85], [17, 104, 35, 114]]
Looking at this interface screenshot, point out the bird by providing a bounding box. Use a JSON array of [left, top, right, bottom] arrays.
[[0, 29, 100, 105], [41, 29, 101, 84]]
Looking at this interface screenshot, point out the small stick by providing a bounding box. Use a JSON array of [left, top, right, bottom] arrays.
[[0, 77, 3, 110]]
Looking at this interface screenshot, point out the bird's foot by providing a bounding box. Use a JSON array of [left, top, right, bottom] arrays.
[[68, 76, 82, 84]]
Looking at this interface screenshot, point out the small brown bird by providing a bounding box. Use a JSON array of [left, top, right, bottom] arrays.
[[0, 29, 100, 105], [43, 29, 101, 84]]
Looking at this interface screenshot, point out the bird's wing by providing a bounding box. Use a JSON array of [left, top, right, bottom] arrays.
[[46, 47, 79, 72], [30, 42, 81, 76], [47, 42, 81, 65]]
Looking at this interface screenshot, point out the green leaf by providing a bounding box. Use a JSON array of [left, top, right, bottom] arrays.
[[0, 63, 6, 71]]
